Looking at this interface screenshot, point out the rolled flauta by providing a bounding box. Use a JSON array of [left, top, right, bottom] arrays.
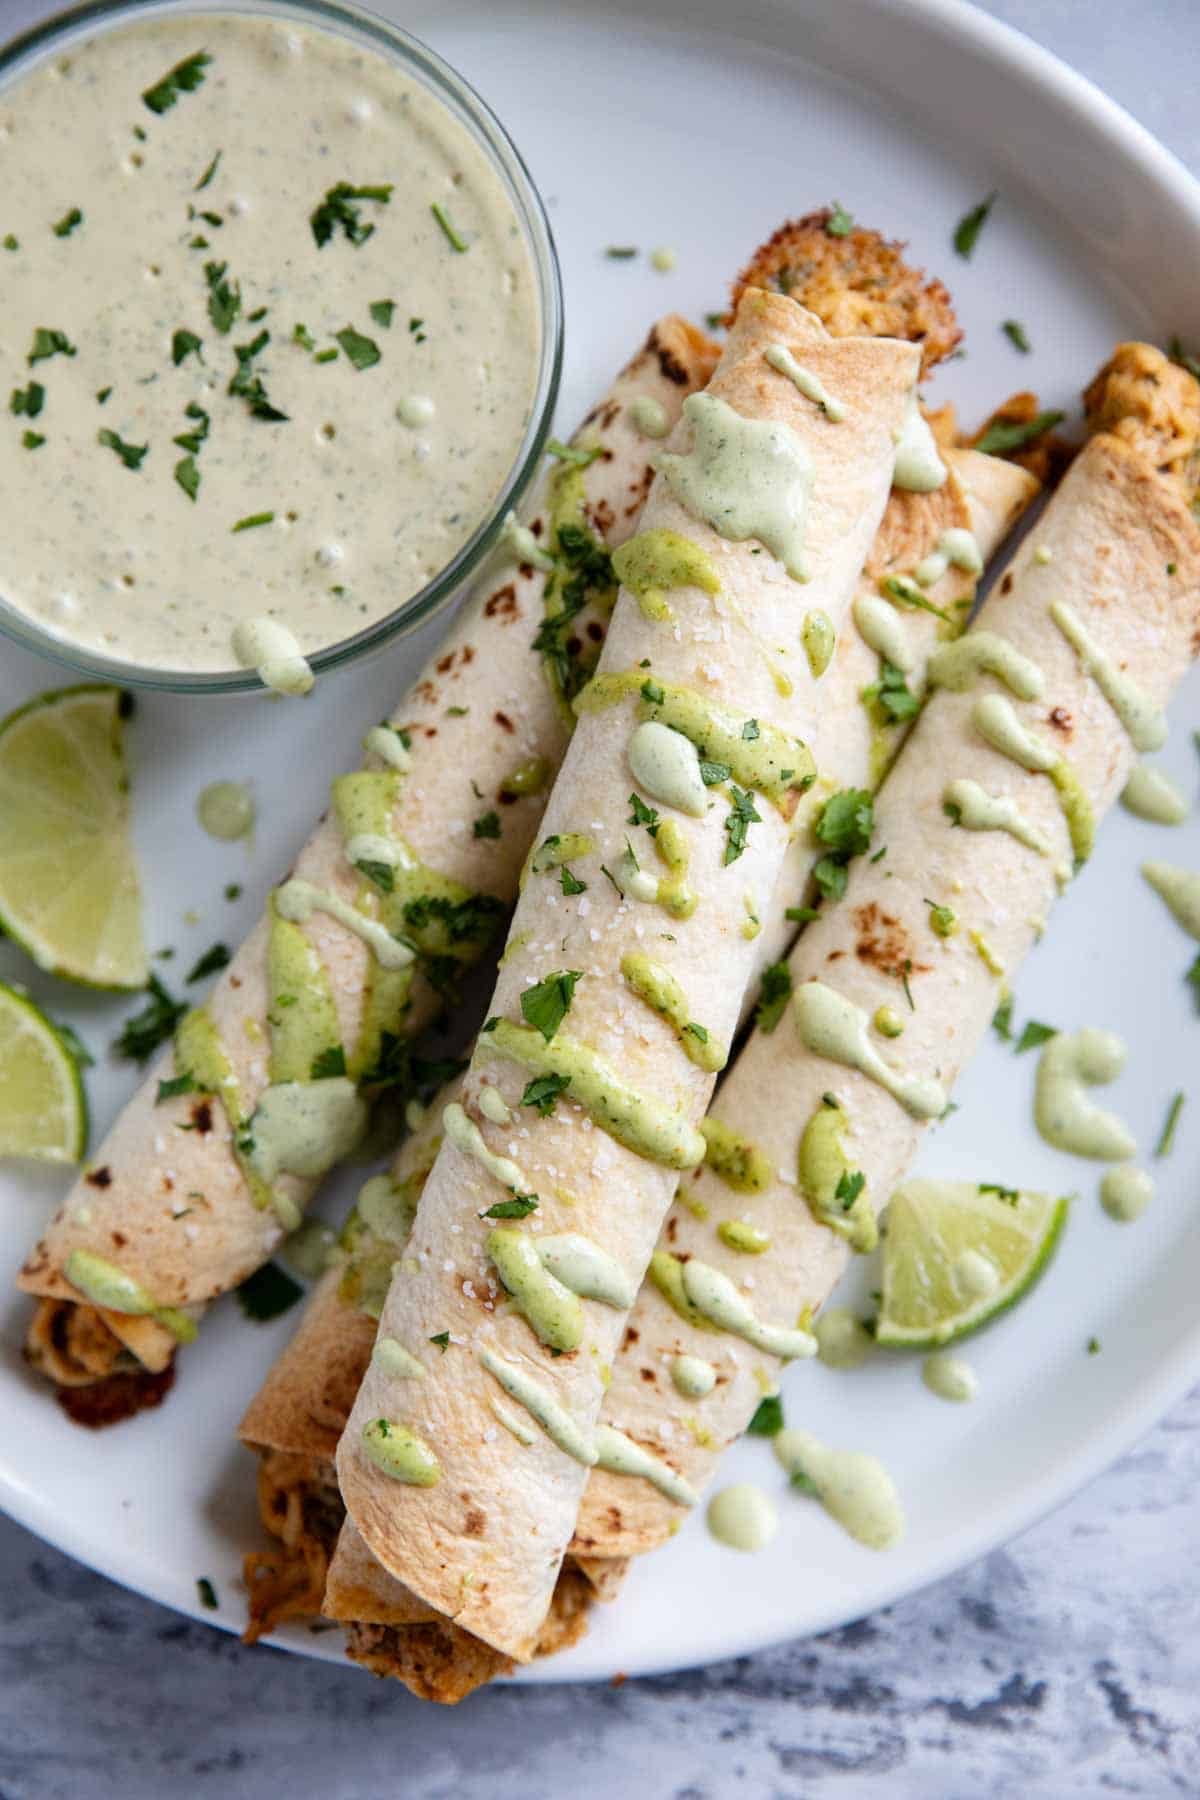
[[18, 316, 719, 1386], [335, 288, 921, 1659], [571, 344, 1200, 1565], [248, 436, 1034, 1644]]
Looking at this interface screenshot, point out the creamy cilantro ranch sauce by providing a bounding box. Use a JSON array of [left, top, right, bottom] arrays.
[[0, 14, 541, 672]]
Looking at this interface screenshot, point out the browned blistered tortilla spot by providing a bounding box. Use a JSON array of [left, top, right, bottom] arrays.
[[494, 711, 515, 734], [1000, 572, 1014, 595], [85, 1167, 112, 1189], [639, 1367, 656, 1384], [191, 1099, 213, 1135], [484, 583, 520, 621], [852, 902, 930, 982], [462, 1509, 486, 1538], [1048, 706, 1073, 735]]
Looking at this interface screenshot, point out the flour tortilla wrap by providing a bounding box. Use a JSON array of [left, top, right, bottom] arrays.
[[19, 317, 719, 1385], [336, 290, 920, 1659], [239, 436, 1034, 1641], [571, 347, 1200, 1563]]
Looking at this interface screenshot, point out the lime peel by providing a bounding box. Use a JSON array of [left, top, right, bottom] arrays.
[[0, 981, 88, 1162], [875, 1178, 1068, 1349], [0, 685, 147, 989]]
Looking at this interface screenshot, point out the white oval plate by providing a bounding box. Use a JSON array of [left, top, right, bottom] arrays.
[[2, 0, 1199, 1684]]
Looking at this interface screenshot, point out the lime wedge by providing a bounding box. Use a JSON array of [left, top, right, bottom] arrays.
[[875, 1179, 1068, 1349], [0, 981, 88, 1162], [0, 686, 146, 989]]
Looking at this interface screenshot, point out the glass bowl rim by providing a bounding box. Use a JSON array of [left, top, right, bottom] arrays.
[[0, 0, 563, 694]]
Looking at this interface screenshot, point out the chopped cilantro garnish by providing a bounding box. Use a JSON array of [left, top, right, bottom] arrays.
[[409, 316, 427, 342], [236, 1260, 302, 1322], [173, 400, 210, 454], [992, 994, 1014, 1041], [224, 883, 242, 901], [974, 410, 1065, 457], [1001, 319, 1031, 354], [1187, 951, 1200, 1011], [2, 234, 17, 251], [1087, 1336, 1101, 1356], [155, 1072, 195, 1105], [482, 1195, 540, 1220], [684, 1021, 708, 1044], [195, 149, 222, 191], [355, 859, 394, 893], [21, 431, 46, 449], [747, 1394, 784, 1436], [521, 1072, 571, 1117], [196, 1576, 218, 1610], [314, 348, 338, 365], [1155, 1091, 1185, 1158], [10, 382, 44, 417], [292, 323, 316, 351], [228, 330, 288, 421], [755, 962, 792, 1034], [521, 970, 582, 1042], [881, 574, 953, 624], [816, 789, 873, 858], [335, 324, 381, 371], [826, 202, 854, 237], [28, 327, 76, 366], [52, 207, 83, 238], [96, 387, 112, 405], [174, 455, 200, 502], [953, 191, 995, 258], [640, 678, 665, 705], [53, 1021, 93, 1071], [231, 511, 275, 533], [171, 328, 203, 367], [979, 1182, 1019, 1205], [369, 299, 396, 328], [742, 719, 760, 741], [402, 893, 505, 950], [724, 785, 761, 865], [628, 792, 660, 835], [473, 810, 501, 840], [531, 522, 615, 706], [605, 245, 638, 259], [310, 1045, 347, 1080], [114, 974, 187, 1063], [901, 960, 915, 1011], [560, 866, 586, 896], [203, 260, 241, 334], [1015, 1020, 1056, 1055], [863, 659, 921, 723], [811, 788, 873, 899], [429, 1331, 451, 1351], [186, 942, 230, 983], [310, 182, 393, 249], [430, 201, 468, 252], [835, 1169, 866, 1210], [785, 905, 819, 924], [98, 428, 148, 471], [142, 50, 212, 116]]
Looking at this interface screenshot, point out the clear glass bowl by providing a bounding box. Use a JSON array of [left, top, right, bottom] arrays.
[[0, 0, 563, 692]]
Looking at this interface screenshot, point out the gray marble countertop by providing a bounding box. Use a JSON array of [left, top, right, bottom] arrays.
[[3, 2, 1199, 1795]]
